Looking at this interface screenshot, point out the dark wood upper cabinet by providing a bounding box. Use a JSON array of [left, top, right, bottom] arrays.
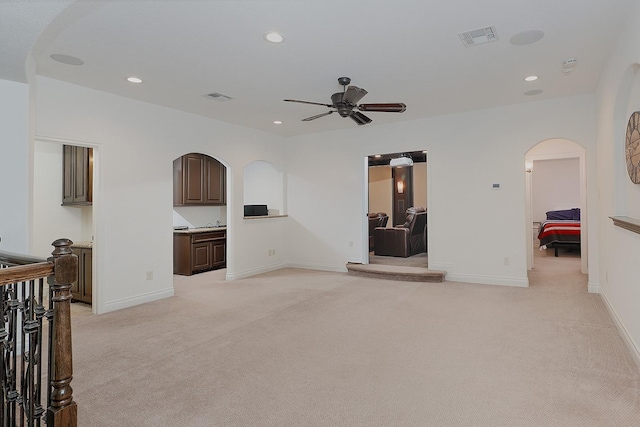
[[205, 156, 225, 204], [62, 145, 93, 206], [173, 153, 226, 206]]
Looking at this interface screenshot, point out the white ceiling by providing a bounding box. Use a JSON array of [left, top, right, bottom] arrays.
[[2, 0, 633, 137]]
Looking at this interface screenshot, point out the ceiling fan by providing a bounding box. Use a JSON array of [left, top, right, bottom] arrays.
[[284, 77, 406, 125]]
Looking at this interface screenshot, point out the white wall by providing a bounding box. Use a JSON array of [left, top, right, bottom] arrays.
[[286, 94, 597, 287], [413, 162, 427, 211], [531, 158, 580, 223], [35, 76, 286, 313], [0, 79, 31, 253], [173, 206, 226, 229], [594, 1, 640, 363], [368, 166, 392, 219]]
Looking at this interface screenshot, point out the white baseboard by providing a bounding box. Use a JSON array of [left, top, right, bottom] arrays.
[[445, 272, 529, 287], [225, 262, 289, 280], [226, 262, 349, 281], [599, 290, 640, 369], [587, 281, 600, 293], [286, 263, 348, 273], [101, 287, 174, 313]]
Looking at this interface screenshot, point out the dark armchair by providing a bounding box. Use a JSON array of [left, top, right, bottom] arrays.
[[374, 207, 427, 257], [368, 212, 389, 251]]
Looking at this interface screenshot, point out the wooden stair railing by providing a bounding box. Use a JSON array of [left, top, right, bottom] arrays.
[[0, 239, 77, 427]]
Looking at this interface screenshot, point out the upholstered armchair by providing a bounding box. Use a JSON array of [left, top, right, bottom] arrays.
[[374, 207, 427, 257], [368, 212, 389, 251]]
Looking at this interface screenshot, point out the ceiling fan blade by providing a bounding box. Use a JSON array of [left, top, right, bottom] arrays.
[[302, 111, 334, 121], [342, 86, 368, 105], [358, 103, 407, 113], [349, 111, 372, 125], [284, 99, 333, 108]]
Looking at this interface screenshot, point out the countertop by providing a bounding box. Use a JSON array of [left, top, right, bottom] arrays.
[[173, 227, 227, 234], [71, 241, 93, 249]]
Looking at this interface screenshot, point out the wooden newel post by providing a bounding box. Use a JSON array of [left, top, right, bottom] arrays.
[[46, 238, 78, 427]]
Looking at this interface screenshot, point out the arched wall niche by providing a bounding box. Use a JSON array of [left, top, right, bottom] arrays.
[[243, 160, 285, 216]]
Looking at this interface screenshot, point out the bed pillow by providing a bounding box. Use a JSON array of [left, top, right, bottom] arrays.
[[546, 208, 580, 221]]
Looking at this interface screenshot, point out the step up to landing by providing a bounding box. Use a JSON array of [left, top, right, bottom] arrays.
[[346, 262, 446, 283]]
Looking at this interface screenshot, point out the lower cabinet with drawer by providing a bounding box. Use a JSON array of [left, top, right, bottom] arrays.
[[173, 230, 226, 275], [71, 246, 92, 304]]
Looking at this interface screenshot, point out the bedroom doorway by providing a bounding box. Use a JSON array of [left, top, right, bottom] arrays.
[[525, 139, 587, 275]]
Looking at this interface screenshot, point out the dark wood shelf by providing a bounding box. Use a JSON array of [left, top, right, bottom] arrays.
[[610, 216, 640, 235]]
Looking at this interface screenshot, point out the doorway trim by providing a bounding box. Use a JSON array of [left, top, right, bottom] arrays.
[[525, 141, 587, 275], [35, 135, 101, 313]]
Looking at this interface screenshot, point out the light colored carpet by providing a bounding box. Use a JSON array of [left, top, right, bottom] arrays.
[[69, 251, 640, 426]]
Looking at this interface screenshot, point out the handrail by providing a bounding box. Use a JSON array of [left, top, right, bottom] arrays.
[[0, 262, 54, 287], [0, 250, 47, 266], [0, 239, 78, 426]]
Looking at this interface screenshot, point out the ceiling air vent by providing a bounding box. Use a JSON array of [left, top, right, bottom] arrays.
[[204, 92, 233, 102], [458, 26, 498, 47]]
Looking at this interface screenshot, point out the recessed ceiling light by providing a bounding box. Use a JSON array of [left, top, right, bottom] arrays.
[[265, 32, 284, 43], [50, 54, 84, 66], [510, 30, 544, 46], [127, 77, 143, 84], [273, 120, 283, 125], [524, 89, 543, 96], [374, 154, 382, 158], [524, 75, 538, 82]]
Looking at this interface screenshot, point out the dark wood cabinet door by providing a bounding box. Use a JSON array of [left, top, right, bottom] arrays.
[[74, 146, 90, 203], [184, 154, 205, 203], [62, 145, 74, 204], [81, 249, 92, 303], [212, 241, 226, 266], [70, 247, 92, 304], [173, 158, 184, 205], [192, 241, 211, 271], [205, 157, 225, 204], [62, 145, 92, 205], [70, 248, 81, 297]]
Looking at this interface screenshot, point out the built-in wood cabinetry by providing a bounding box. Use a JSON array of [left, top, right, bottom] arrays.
[[173, 230, 226, 275], [71, 246, 92, 304], [62, 145, 93, 206], [173, 153, 225, 205]]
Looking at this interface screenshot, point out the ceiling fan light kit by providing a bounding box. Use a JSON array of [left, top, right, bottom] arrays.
[[284, 77, 406, 126]]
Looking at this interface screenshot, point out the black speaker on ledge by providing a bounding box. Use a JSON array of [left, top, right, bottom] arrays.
[[244, 204, 268, 217]]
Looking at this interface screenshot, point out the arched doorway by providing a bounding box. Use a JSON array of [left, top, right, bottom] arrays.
[[525, 139, 587, 274]]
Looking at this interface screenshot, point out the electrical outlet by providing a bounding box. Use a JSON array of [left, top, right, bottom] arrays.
[[146, 271, 153, 280], [503, 257, 510, 266]]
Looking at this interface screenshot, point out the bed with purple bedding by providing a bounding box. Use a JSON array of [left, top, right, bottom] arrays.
[[537, 209, 581, 257]]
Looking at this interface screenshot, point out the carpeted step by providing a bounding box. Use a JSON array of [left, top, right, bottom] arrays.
[[346, 262, 446, 283]]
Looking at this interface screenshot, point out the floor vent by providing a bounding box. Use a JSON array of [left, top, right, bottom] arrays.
[[458, 26, 498, 47]]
